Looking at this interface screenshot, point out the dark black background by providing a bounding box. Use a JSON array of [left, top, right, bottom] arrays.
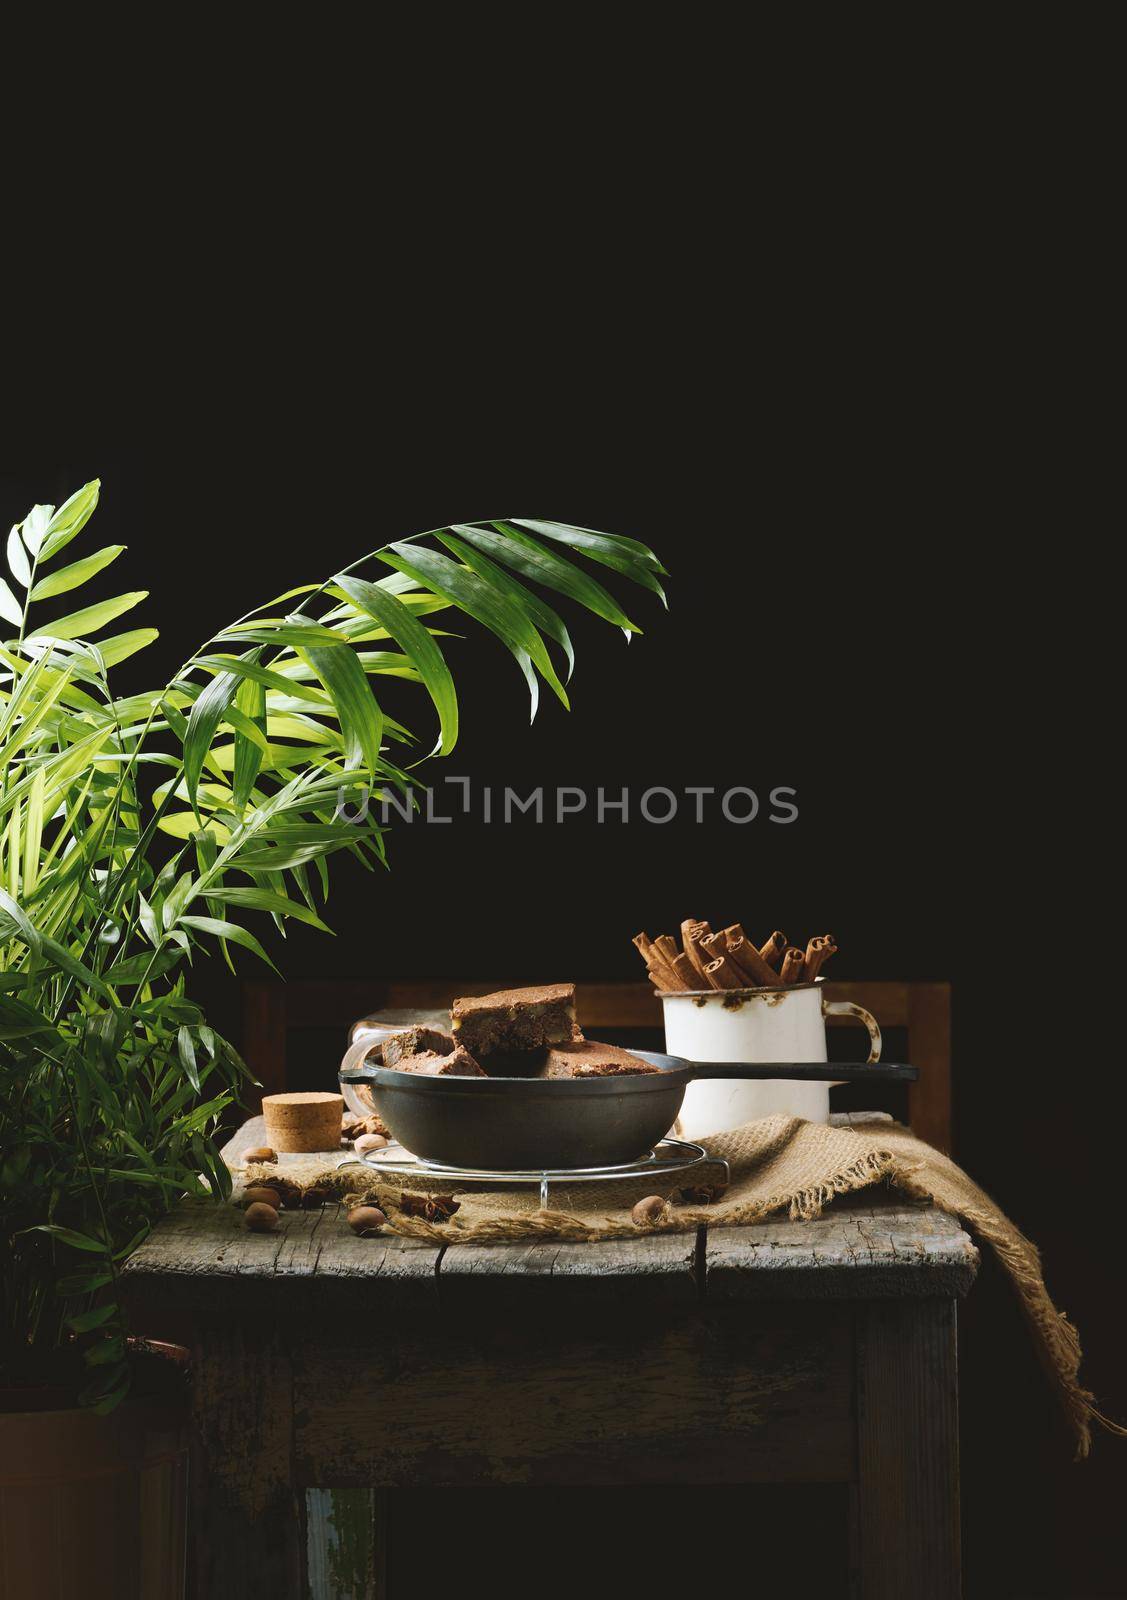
[[5, 416, 1121, 1597]]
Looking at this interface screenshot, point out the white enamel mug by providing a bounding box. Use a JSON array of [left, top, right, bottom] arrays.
[[661, 981, 882, 1138]]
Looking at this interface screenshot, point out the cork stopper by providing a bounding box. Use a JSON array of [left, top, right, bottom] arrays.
[[262, 1091, 344, 1153]]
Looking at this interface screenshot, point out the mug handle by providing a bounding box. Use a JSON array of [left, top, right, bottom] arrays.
[[822, 998, 882, 1063]]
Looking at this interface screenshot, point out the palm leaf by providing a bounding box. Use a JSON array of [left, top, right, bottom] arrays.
[[333, 574, 458, 755], [182, 666, 242, 812], [7, 526, 32, 589], [512, 518, 668, 605], [216, 622, 349, 649], [38, 481, 101, 562], [438, 531, 577, 684], [0, 577, 22, 628], [194, 654, 330, 706], [29, 546, 126, 602], [299, 640, 384, 776], [464, 521, 639, 631], [207, 886, 332, 933], [96, 629, 160, 668], [177, 916, 280, 974], [26, 591, 148, 644], [380, 541, 567, 714], [232, 669, 267, 815]]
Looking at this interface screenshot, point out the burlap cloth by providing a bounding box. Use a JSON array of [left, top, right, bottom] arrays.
[[240, 1112, 1116, 1457]]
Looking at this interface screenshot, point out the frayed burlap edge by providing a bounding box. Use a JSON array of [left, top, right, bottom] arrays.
[[889, 1159, 1125, 1460]]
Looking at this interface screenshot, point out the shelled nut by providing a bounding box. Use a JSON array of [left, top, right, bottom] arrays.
[[348, 1206, 388, 1236]]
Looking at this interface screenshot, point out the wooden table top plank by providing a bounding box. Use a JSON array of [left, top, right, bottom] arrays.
[[124, 1196, 976, 1303], [437, 1230, 700, 1308], [706, 1205, 978, 1301], [121, 1199, 444, 1322]]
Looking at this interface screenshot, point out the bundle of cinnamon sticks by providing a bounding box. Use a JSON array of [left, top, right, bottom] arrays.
[[633, 920, 837, 992]]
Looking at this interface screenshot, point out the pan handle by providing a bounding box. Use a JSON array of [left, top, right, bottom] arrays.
[[682, 1061, 917, 1082]]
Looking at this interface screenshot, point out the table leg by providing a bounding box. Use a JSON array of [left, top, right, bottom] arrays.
[[190, 1328, 303, 1598], [852, 1298, 961, 1600], [305, 1488, 387, 1599]]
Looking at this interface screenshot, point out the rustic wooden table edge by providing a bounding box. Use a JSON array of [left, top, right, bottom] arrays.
[[122, 1113, 979, 1305], [121, 1196, 980, 1305]]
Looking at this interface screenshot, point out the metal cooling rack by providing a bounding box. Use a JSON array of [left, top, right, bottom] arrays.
[[337, 1136, 727, 1209]]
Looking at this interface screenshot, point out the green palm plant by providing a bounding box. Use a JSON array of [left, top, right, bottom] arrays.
[[0, 482, 667, 1409]]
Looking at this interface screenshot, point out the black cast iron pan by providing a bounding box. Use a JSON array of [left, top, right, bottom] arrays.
[[340, 1047, 917, 1170]]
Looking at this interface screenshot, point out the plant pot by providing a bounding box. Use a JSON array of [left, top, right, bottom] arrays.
[[0, 1341, 190, 1599]]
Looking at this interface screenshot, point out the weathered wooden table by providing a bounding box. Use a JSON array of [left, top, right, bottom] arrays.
[[122, 1119, 979, 1600]]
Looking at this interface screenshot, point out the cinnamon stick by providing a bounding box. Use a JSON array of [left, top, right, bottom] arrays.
[[757, 930, 787, 969], [686, 928, 716, 985], [804, 934, 838, 983], [654, 934, 681, 969], [701, 931, 736, 966], [671, 952, 707, 991], [703, 952, 746, 989], [723, 934, 784, 988], [632, 932, 679, 992], [779, 946, 806, 985], [681, 919, 712, 984]]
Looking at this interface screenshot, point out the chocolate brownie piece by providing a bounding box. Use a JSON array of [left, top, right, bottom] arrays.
[[541, 1040, 660, 1079], [395, 1046, 486, 1077], [451, 983, 577, 1055], [380, 1025, 455, 1067]]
